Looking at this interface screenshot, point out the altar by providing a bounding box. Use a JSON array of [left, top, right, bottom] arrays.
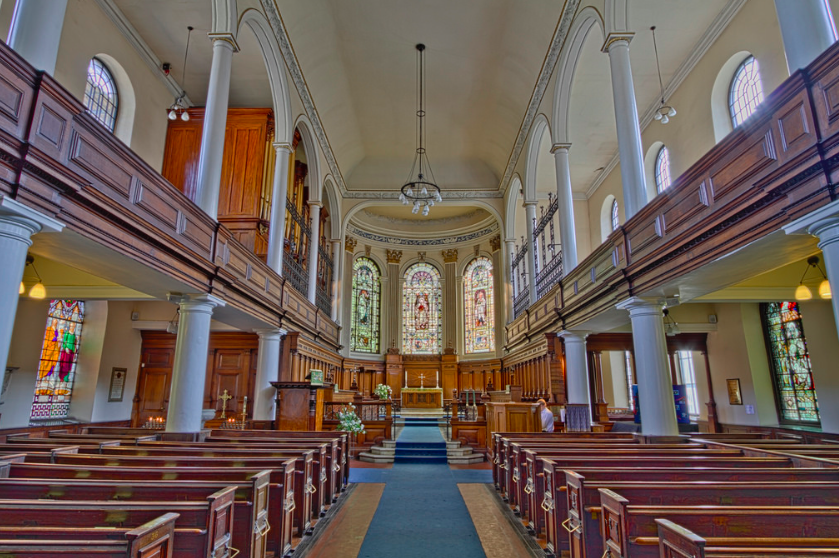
[[401, 388, 443, 409]]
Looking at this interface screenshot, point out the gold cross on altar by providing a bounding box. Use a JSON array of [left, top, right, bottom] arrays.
[[219, 389, 232, 418], [419, 373, 426, 389]]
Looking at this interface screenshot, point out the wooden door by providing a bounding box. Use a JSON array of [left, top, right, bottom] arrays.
[[210, 349, 254, 419], [136, 347, 173, 425]]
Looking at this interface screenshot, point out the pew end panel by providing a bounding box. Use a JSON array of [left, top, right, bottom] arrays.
[[656, 519, 706, 558], [125, 512, 179, 558], [599, 488, 629, 558]]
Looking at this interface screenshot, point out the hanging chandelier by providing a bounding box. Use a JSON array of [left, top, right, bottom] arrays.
[[651, 26, 676, 124], [168, 26, 194, 121], [399, 44, 442, 216]]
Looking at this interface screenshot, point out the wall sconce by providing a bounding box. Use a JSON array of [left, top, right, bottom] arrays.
[[795, 256, 831, 301]]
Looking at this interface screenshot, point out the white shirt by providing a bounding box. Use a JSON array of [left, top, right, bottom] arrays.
[[541, 407, 554, 432]]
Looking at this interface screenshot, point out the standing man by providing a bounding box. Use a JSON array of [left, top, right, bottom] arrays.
[[538, 399, 554, 432]]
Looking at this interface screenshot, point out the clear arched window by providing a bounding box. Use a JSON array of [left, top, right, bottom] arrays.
[[84, 58, 119, 132], [611, 199, 619, 231], [655, 146, 672, 194], [464, 257, 495, 354], [350, 257, 381, 353], [761, 302, 820, 425], [31, 300, 85, 421], [729, 56, 764, 128], [402, 262, 442, 354]]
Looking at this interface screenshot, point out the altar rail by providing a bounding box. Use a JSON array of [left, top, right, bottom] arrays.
[[321, 401, 393, 455], [323, 401, 392, 421], [506, 39, 839, 349]]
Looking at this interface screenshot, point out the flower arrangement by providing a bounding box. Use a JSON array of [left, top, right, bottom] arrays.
[[373, 383, 392, 400], [336, 403, 366, 435]]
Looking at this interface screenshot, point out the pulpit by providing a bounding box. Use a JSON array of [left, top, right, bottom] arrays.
[[271, 381, 333, 431], [401, 388, 443, 408]]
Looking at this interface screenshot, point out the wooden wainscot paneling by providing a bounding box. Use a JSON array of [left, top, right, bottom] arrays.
[[280, 331, 344, 385], [502, 334, 556, 402], [343, 359, 386, 397], [457, 359, 502, 394]]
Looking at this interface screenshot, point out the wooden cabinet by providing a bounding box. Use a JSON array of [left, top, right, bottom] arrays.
[[161, 108, 275, 259], [484, 402, 541, 449]]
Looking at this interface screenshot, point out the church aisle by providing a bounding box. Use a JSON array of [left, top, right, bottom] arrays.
[[301, 425, 533, 558]]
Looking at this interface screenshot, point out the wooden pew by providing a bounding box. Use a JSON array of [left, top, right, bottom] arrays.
[[9, 437, 123, 450], [0, 512, 178, 558], [4, 459, 301, 553], [656, 518, 839, 558], [0, 487, 235, 558], [563, 484, 839, 557], [599, 493, 839, 558], [0, 473, 270, 558]]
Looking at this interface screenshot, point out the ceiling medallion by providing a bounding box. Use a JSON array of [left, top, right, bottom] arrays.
[[399, 44, 442, 216]]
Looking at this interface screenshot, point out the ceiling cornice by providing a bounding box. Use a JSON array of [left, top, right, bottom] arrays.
[[342, 190, 504, 200], [496, 0, 581, 198], [261, 0, 349, 195], [583, 0, 747, 200], [93, 0, 192, 105]]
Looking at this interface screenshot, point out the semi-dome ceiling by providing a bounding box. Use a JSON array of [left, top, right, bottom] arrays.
[[349, 205, 496, 246]]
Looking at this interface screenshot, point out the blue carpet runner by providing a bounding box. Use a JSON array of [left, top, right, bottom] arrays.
[[354, 425, 488, 558], [394, 420, 447, 464]]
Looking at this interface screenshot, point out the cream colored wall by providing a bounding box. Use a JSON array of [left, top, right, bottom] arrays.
[[90, 301, 142, 422], [0, 0, 14, 41], [53, 0, 173, 171], [2, 298, 50, 429], [797, 300, 839, 433], [67, 301, 108, 422]]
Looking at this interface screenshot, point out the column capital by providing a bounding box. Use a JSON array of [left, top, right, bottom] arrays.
[[253, 327, 282, 340], [559, 330, 590, 343], [208, 32, 240, 53], [601, 32, 634, 53], [784, 199, 839, 246], [167, 293, 226, 312], [550, 143, 572, 154], [523, 200, 538, 209], [0, 194, 64, 234], [308, 200, 323, 209], [616, 296, 664, 317], [386, 249, 403, 264], [442, 248, 458, 263], [489, 235, 502, 252], [273, 141, 293, 155], [345, 236, 357, 253]]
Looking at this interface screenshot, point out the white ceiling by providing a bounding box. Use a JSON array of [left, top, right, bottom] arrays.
[[114, 0, 732, 198]]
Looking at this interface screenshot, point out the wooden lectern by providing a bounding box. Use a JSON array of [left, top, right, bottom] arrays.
[[271, 381, 333, 431]]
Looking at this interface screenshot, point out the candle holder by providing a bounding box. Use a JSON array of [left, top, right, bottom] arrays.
[[142, 416, 166, 429], [220, 396, 248, 430]]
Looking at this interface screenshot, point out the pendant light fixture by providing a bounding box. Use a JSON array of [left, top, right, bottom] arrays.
[[651, 26, 676, 124], [20, 255, 46, 299], [168, 26, 194, 122], [795, 256, 831, 300], [399, 44, 442, 216]]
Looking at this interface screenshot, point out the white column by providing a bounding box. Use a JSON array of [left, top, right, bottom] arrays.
[[307, 202, 322, 305], [165, 294, 225, 432], [559, 331, 591, 411], [253, 328, 281, 421], [341, 238, 356, 356], [0, 197, 63, 385], [8, 0, 68, 74], [774, 0, 836, 73], [551, 143, 578, 274], [505, 239, 515, 323], [617, 297, 678, 436], [331, 239, 342, 323], [195, 34, 238, 220], [267, 143, 292, 275], [603, 34, 648, 220], [491, 237, 504, 355], [524, 201, 538, 307]]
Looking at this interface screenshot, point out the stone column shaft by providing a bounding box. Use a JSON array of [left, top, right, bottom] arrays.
[[253, 328, 281, 421], [267, 144, 292, 275], [774, 0, 836, 72], [8, 0, 68, 74], [307, 203, 322, 305], [491, 237, 504, 355], [505, 240, 516, 323], [552, 144, 578, 274], [524, 202, 538, 307], [331, 239, 342, 322], [442, 249, 458, 351]]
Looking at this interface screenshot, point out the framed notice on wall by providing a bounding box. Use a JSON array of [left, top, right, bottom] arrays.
[[727, 378, 743, 405], [109, 367, 127, 402]]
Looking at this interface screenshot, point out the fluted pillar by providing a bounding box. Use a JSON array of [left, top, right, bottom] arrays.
[[617, 297, 678, 436], [490, 235, 504, 355], [603, 34, 647, 220], [341, 237, 356, 355], [331, 239, 342, 322], [505, 239, 516, 323], [253, 328, 281, 420], [551, 143, 578, 274], [195, 34, 238, 219], [8, 0, 68, 74], [442, 249, 458, 351], [386, 249, 402, 350], [774, 0, 836, 72], [0, 197, 63, 384], [307, 202, 322, 305], [267, 143, 293, 274], [166, 293, 225, 433], [524, 202, 538, 306]]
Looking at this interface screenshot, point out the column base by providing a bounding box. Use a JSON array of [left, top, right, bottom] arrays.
[[565, 404, 591, 432]]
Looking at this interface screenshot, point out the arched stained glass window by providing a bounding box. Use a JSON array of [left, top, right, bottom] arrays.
[[402, 262, 442, 354], [655, 146, 671, 194], [31, 300, 85, 421], [611, 199, 619, 231], [350, 257, 381, 353], [464, 257, 495, 354], [760, 302, 820, 424], [84, 58, 119, 132], [729, 56, 764, 128]]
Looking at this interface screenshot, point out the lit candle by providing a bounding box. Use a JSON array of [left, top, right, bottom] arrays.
[[436, 370, 439, 387], [405, 370, 408, 387]]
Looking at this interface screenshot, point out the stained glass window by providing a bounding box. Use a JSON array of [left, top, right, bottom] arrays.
[[678, 351, 699, 416], [760, 302, 820, 424], [84, 58, 118, 132], [350, 257, 381, 353], [464, 257, 495, 354], [402, 262, 442, 354], [729, 56, 764, 128], [611, 199, 619, 231], [31, 300, 85, 421], [655, 146, 671, 194]]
